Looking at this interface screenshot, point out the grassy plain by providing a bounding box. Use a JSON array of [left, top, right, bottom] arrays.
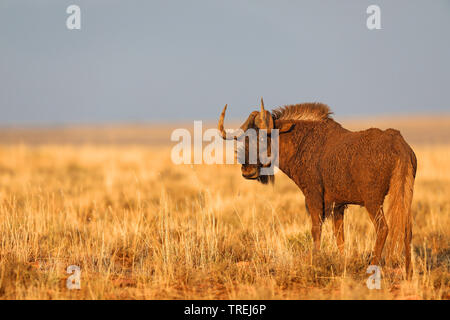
[[0, 116, 448, 299]]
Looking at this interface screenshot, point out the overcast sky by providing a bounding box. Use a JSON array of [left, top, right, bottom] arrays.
[[0, 0, 449, 125]]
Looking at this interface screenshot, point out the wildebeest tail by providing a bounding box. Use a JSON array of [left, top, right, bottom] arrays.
[[385, 147, 416, 270]]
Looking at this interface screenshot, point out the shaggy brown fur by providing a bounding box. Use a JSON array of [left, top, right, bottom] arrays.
[[219, 102, 417, 277], [272, 102, 333, 121]]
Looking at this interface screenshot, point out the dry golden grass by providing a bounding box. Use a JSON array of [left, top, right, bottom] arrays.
[[0, 143, 448, 300], [0, 118, 448, 300]]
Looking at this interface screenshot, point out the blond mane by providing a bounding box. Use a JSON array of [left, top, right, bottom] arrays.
[[272, 103, 332, 121]]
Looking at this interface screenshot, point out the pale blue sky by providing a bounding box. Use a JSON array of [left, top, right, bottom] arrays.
[[0, 0, 449, 125]]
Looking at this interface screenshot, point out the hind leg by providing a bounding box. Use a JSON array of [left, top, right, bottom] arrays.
[[366, 203, 389, 266]]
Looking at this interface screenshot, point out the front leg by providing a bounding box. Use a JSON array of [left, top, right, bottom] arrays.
[[332, 205, 345, 254], [305, 195, 324, 252]]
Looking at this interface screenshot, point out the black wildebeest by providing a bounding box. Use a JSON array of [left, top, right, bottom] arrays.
[[218, 99, 417, 277]]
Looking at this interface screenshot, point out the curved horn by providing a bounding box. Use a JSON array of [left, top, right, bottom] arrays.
[[218, 104, 232, 140], [260, 97, 267, 128], [218, 105, 257, 140]]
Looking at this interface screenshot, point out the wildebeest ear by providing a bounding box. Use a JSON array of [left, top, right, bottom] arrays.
[[275, 120, 295, 133]]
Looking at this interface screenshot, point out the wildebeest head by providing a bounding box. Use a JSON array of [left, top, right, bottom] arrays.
[[218, 98, 295, 184]]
